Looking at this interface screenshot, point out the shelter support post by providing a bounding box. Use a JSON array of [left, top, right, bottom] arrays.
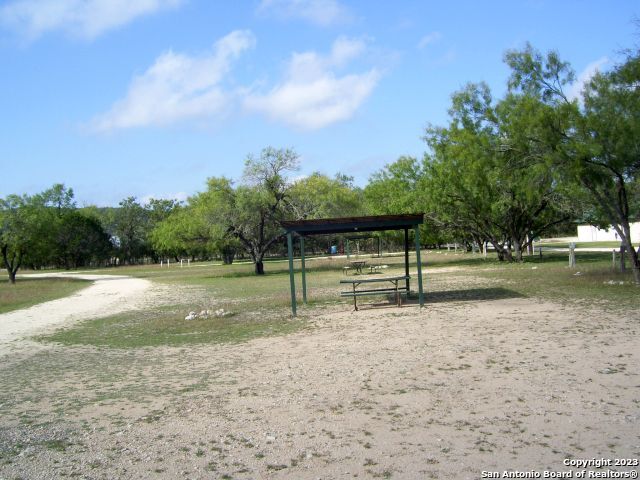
[[414, 225, 424, 307], [346, 239, 350, 259], [287, 232, 297, 316], [300, 236, 307, 304], [404, 228, 410, 292]]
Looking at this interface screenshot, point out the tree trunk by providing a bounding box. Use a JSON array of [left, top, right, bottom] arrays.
[[495, 244, 514, 262], [2, 246, 20, 284], [254, 260, 265, 275], [222, 251, 235, 265], [222, 247, 236, 265], [513, 238, 523, 262], [490, 239, 514, 262], [623, 240, 640, 285], [618, 222, 640, 285]]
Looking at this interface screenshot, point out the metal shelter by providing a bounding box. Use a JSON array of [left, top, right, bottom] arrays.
[[281, 214, 425, 316]]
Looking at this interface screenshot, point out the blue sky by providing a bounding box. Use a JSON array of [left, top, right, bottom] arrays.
[[1, 0, 638, 206]]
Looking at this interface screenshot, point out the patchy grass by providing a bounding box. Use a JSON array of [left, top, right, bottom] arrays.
[[37, 307, 307, 348], [426, 249, 638, 309], [473, 254, 638, 309], [0, 277, 90, 314]]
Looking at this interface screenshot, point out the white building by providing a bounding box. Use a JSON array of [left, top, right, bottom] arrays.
[[577, 222, 640, 243]]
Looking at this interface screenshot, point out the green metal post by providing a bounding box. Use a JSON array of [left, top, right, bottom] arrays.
[[287, 232, 297, 316], [346, 238, 350, 259], [300, 236, 307, 304], [414, 225, 424, 308], [404, 228, 410, 292]]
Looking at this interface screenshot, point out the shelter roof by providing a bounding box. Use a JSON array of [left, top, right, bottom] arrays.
[[281, 213, 423, 236]]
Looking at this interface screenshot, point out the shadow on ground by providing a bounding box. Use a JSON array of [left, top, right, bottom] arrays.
[[339, 287, 525, 311], [411, 287, 525, 304]]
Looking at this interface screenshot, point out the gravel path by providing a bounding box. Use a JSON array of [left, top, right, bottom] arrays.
[[0, 273, 152, 357]]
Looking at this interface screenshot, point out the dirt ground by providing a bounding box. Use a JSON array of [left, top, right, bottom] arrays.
[[0, 273, 638, 479]]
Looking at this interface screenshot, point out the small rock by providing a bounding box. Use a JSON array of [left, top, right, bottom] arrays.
[[599, 367, 618, 374]]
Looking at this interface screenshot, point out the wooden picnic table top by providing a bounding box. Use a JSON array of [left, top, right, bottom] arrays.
[[340, 275, 410, 284]]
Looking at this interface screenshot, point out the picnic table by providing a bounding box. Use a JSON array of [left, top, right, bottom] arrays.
[[344, 260, 367, 274], [340, 275, 410, 311]]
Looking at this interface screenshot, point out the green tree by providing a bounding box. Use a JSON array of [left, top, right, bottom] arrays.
[[232, 147, 299, 274], [54, 211, 112, 268], [150, 195, 240, 264], [0, 194, 32, 283], [364, 156, 441, 248], [365, 156, 423, 215], [146, 198, 181, 225], [113, 197, 149, 264], [159, 149, 299, 274], [289, 172, 363, 219], [506, 44, 640, 282], [423, 82, 570, 261]]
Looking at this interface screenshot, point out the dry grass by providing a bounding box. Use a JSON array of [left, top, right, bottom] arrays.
[[0, 277, 90, 314]]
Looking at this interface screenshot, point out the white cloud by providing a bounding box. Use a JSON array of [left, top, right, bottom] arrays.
[[568, 57, 609, 101], [91, 30, 256, 132], [257, 0, 350, 26], [0, 0, 183, 40], [244, 36, 380, 130], [417, 31, 442, 49]]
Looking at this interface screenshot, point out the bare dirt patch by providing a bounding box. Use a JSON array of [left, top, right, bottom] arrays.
[[0, 287, 638, 479]]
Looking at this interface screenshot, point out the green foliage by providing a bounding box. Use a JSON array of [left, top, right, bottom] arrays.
[[53, 211, 112, 269], [150, 181, 241, 263], [365, 156, 423, 215], [422, 80, 572, 260], [146, 198, 181, 224], [206, 147, 301, 274], [149, 150, 369, 271], [1, 184, 114, 281], [112, 197, 149, 264], [507, 44, 640, 281], [289, 172, 364, 219], [0, 194, 32, 283], [504, 42, 575, 103], [364, 156, 437, 247]]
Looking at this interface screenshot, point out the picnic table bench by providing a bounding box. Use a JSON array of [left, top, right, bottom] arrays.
[[340, 275, 410, 311]]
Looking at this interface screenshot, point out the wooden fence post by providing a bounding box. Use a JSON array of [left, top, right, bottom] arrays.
[[568, 243, 576, 268]]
